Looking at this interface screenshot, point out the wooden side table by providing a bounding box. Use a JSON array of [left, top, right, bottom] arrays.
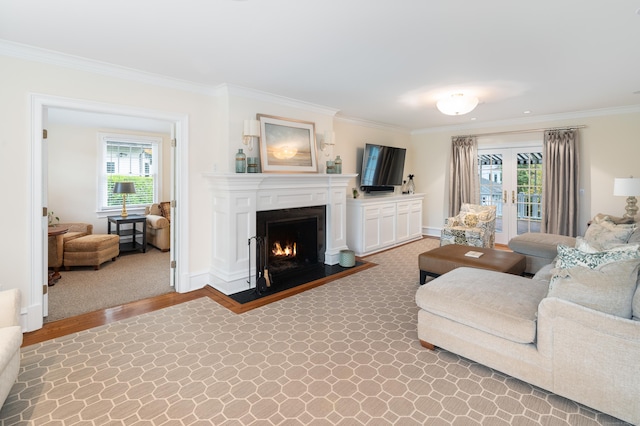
[[47, 225, 69, 286], [107, 215, 147, 253]]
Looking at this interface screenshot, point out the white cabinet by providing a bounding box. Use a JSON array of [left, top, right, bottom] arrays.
[[347, 194, 424, 256]]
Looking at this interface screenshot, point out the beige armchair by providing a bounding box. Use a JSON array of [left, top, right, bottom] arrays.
[[145, 202, 170, 251], [440, 203, 497, 248], [48, 222, 93, 273], [0, 288, 22, 408]]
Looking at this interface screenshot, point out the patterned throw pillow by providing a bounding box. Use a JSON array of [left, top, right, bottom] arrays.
[[575, 236, 639, 254], [160, 201, 171, 222], [555, 244, 640, 269], [461, 213, 479, 227]]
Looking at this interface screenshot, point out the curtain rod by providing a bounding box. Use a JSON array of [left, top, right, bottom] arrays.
[[456, 125, 587, 139]]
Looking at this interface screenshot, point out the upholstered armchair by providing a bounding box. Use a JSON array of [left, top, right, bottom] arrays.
[[440, 203, 497, 248], [48, 222, 93, 273], [145, 202, 170, 251]]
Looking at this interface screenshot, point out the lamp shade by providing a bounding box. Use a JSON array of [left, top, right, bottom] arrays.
[[243, 119, 260, 137], [436, 93, 479, 116], [113, 182, 136, 194], [613, 178, 640, 196]]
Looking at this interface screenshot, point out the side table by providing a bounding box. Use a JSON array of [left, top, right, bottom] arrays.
[[108, 215, 147, 253]]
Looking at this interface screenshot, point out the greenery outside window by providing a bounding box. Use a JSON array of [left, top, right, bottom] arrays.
[[98, 133, 161, 213]]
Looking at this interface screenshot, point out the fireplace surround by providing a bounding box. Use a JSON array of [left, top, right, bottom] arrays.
[[205, 173, 356, 295]]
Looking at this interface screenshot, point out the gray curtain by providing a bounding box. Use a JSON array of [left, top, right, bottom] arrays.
[[449, 136, 479, 216], [541, 129, 579, 236]]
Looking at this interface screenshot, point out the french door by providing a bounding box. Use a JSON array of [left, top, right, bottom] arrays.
[[478, 147, 543, 245]]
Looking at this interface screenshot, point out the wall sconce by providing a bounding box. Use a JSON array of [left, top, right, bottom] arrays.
[[319, 131, 335, 157], [613, 176, 640, 219], [243, 119, 260, 151]]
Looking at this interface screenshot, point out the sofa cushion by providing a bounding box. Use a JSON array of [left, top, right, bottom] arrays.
[[548, 258, 640, 318], [583, 218, 636, 248], [508, 232, 576, 260], [555, 244, 640, 269], [415, 267, 549, 344]]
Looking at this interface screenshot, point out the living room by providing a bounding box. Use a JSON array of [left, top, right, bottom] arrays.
[[2, 1, 640, 424]]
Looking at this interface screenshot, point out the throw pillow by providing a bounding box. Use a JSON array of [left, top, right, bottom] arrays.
[[592, 213, 634, 225], [462, 213, 479, 227], [160, 201, 171, 222], [583, 219, 635, 248], [574, 236, 640, 253], [555, 244, 640, 269], [149, 204, 163, 216], [548, 258, 640, 318]]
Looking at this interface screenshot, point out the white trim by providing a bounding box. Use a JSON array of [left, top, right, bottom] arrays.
[[334, 115, 411, 134], [1, 40, 215, 96], [28, 93, 190, 332]]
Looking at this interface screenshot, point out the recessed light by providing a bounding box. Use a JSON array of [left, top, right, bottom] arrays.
[[470, 117, 477, 121], [523, 110, 531, 114]]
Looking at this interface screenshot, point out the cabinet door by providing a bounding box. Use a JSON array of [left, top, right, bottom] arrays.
[[408, 200, 422, 238], [363, 205, 382, 253], [379, 204, 396, 247], [396, 202, 410, 242]]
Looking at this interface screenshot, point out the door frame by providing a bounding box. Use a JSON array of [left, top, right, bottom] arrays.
[[27, 93, 190, 332]]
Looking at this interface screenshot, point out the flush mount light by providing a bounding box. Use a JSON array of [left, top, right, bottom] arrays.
[[436, 93, 479, 116]]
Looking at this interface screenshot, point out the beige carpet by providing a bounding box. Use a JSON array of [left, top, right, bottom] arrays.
[[46, 247, 173, 322], [3, 239, 629, 425]]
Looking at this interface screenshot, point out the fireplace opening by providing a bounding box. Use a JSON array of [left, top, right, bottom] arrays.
[[257, 205, 326, 286]]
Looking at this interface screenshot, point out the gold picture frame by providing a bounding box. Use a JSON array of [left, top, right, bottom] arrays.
[[257, 114, 318, 173]]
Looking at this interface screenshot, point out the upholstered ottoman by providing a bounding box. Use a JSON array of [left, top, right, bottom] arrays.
[[64, 234, 120, 270], [508, 232, 576, 275]]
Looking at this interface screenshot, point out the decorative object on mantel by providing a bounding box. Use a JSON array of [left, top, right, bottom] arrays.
[[235, 149, 246, 173], [334, 155, 342, 174], [326, 160, 335, 174], [407, 174, 415, 194], [614, 176, 640, 218], [113, 182, 136, 217], [242, 119, 260, 151], [401, 180, 408, 194], [247, 157, 259, 173], [257, 114, 318, 173]]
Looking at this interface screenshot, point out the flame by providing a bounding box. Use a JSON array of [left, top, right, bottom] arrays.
[[272, 241, 296, 257]]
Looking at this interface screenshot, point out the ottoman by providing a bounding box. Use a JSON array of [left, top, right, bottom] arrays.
[[508, 232, 576, 274], [64, 234, 120, 270]]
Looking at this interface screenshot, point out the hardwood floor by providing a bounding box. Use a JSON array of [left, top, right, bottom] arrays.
[[22, 260, 375, 347]]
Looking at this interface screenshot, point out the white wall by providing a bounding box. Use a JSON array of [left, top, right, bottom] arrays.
[[411, 109, 640, 237], [48, 124, 172, 234]]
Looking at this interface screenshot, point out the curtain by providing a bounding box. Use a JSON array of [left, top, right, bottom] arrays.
[[541, 129, 579, 236], [449, 136, 479, 216]]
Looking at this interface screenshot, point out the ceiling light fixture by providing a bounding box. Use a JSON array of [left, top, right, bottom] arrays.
[[436, 93, 479, 116]]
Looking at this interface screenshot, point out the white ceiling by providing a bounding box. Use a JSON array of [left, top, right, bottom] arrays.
[[2, 0, 640, 131]]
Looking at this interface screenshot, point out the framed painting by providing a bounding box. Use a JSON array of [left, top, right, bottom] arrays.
[[257, 114, 318, 173]]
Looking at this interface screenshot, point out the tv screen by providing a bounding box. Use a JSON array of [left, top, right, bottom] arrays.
[[360, 143, 407, 191]]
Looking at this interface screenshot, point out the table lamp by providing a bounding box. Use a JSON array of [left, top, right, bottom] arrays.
[[113, 182, 136, 217], [613, 177, 640, 219]]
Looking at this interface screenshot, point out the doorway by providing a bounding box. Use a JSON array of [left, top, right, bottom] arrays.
[[478, 146, 543, 244], [29, 94, 188, 331]]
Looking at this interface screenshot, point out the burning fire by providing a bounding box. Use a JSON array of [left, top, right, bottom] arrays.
[[272, 241, 296, 257]]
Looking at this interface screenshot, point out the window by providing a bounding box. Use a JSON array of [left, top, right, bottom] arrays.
[[98, 133, 161, 213]]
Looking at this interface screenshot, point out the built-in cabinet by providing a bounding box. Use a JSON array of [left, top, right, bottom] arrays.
[[347, 194, 424, 256]]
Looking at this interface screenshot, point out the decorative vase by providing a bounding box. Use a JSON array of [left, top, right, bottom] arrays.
[[334, 155, 342, 174], [407, 174, 415, 194], [235, 149, 246, 173]]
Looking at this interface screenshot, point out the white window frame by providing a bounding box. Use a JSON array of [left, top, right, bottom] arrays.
[[97, 132, 162, 217]]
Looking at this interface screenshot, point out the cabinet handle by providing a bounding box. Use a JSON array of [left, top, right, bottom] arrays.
[[503, 190, 507, 203], [512, 190, 515, 204]]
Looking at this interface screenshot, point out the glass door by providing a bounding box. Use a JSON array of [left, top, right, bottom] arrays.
[[478, 147, 542, 244]]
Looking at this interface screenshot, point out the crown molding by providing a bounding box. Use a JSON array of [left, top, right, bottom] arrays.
[[0, 39, 216, 96], [334, 114, 411, 134], [218, 84, 340, 117], [412, 104, 640, 135]]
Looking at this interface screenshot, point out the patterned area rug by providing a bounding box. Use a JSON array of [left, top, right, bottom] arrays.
[[2, 239, 628, 424]]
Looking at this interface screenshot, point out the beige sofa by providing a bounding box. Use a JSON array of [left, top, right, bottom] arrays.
[[145, 202, 170, 251], [416, 215, 640, 424], [0, 288, 22, 408]]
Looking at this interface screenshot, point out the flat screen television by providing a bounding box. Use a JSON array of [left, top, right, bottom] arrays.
[[360, 143, 407, 193]]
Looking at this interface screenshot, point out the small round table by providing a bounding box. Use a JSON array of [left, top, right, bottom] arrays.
[[47, 226, 69, 286]]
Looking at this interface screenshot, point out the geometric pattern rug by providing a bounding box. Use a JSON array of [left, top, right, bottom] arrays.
[[1, 239, 629, 425]]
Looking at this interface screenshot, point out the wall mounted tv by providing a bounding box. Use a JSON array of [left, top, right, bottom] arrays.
[[359, 143, 407, 194]]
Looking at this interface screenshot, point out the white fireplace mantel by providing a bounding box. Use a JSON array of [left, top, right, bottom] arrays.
[[204, 173, 357, 295]]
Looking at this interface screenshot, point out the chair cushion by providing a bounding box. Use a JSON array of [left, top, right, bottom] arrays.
[[416, 267, 549, 344], [65, 234, 119, 252]]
